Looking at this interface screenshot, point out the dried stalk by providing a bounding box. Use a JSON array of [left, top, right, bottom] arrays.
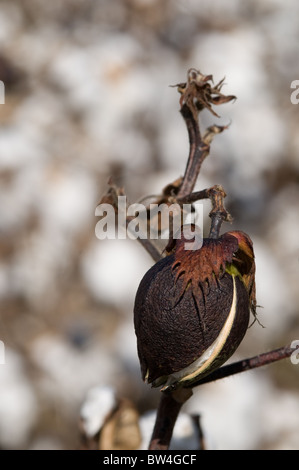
[[188, 344, 297, 387], [148, 388, 193, 450]]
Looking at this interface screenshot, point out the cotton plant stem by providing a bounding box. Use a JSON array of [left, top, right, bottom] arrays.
[[176, 104, 209, 199], [193, 414, 206, 450], [98, 182, 163, 263], [207, 185, 232, 239], [178, 185, 232, 239], [187, 344, 297, 388], [135, 236, 162, 263], [148, 388, 193, 450], [127, 214, 163, 263], [175, 68, 234, 200]]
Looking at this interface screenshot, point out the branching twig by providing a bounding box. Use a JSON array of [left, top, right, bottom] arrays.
[[178, 184, 232, 239], [126, 215, 162, 262], [98, 183, 162, 262]]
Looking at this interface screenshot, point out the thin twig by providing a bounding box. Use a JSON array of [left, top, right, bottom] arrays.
[[98, 183, 163, 263], [191, 414, 206, 450], [177, 188, 210, 204], [207, 185, 232, 239], [136, 238, 162, 262], [126, 216, 162, 262], [187, 344, 297, 388], [177, 104, 209, 199]]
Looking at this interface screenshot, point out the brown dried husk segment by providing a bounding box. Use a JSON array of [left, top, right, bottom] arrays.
[[133, 234, 253, 389]]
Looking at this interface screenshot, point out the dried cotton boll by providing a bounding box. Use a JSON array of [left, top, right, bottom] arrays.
[[134, 228, 256, 391]]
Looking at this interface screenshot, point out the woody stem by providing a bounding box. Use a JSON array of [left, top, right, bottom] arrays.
[[176, 103, 210, 199], [148, 388, 193, 450], [186, 344, 298, 388], [207, 186, 231, 239], [177, 185, 232, 239]]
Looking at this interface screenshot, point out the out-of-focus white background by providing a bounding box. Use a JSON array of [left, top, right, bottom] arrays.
[[0, 0, 299, 450]]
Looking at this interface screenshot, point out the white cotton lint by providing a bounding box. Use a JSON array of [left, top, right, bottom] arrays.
[[0, 349, 38, 448], [80, 385, 117, 437]]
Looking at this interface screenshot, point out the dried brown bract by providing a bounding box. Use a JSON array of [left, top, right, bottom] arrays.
[[175, 68, 236, 119]]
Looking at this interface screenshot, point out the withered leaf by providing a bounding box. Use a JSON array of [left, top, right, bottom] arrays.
[[176, 68, 236, 119]]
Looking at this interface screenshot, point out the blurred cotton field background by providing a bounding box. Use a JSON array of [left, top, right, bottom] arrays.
[[0, 0, 299, 450]]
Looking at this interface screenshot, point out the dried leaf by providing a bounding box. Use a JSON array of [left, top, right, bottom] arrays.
[[203, 124, 230, 146], [175, 68, 236, 119]]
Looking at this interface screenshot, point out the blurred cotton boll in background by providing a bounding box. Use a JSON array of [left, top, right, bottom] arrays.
[[79, 385, 204, 450], [0, 0, 298, 450], [80, 385, 117, 438], [82, 238, 153, 308], [0, 349, 38, 449]]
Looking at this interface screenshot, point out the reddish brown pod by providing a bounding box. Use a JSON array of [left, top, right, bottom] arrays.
[[134, 228, 256, 391]]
